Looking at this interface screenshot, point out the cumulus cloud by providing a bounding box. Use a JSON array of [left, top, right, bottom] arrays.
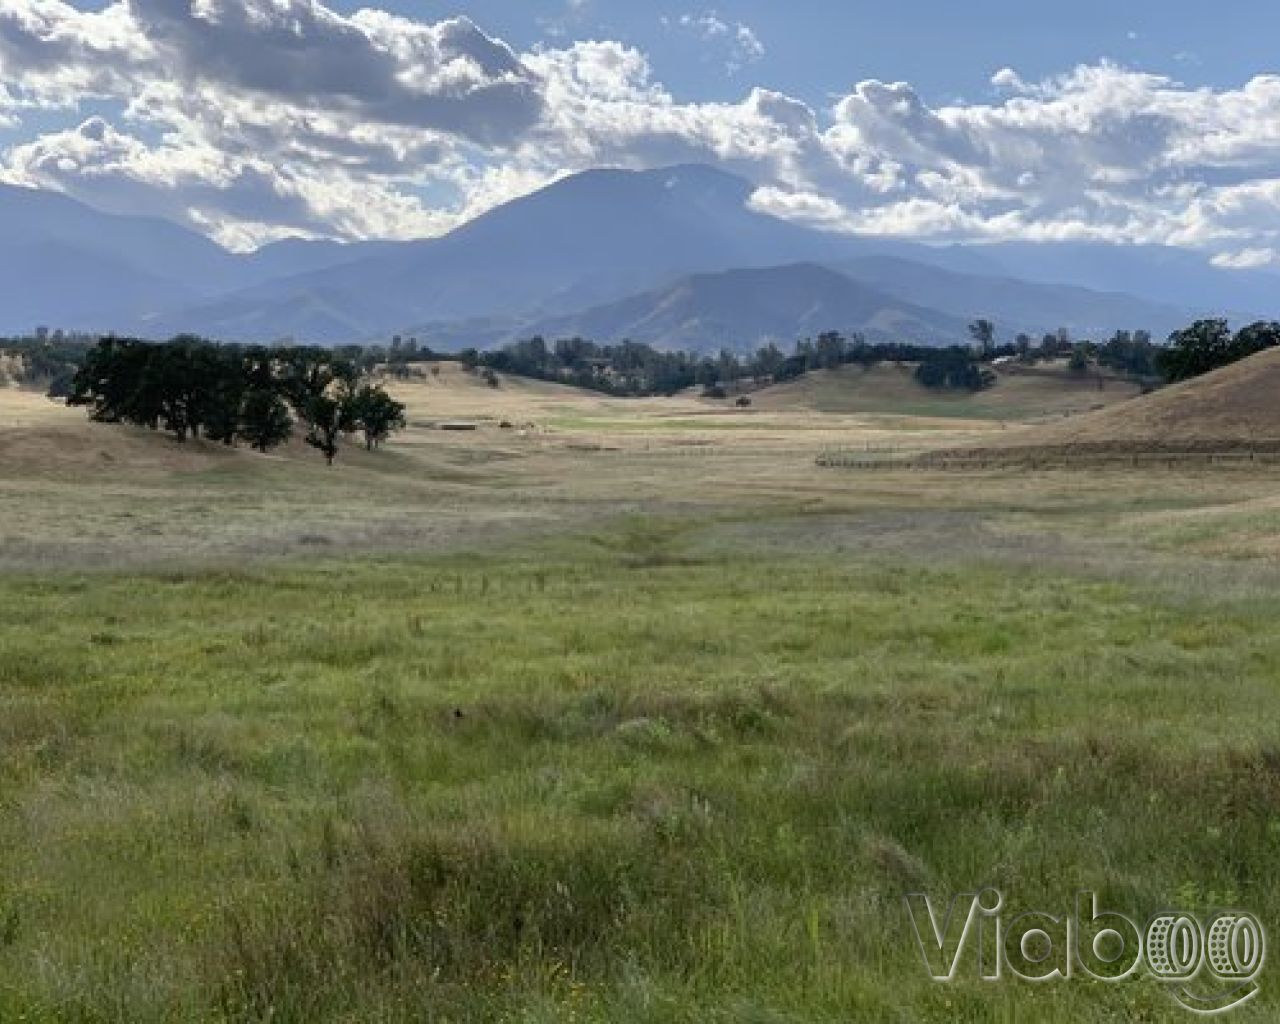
[[130, 2, 541, 144], [0, 0, 149, 106], [1, 1, 1280, 266], [2, 115, 452, 249], [0, 0, 552, 246], [810, 65, 1280, 254]]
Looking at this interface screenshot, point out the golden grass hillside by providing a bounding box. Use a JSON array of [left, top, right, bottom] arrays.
[[0, 389, 240, 477], [0, 365, 986, 571], [752, 360, 1141, 422], [1006, 347, 1280, 447], [378, 361, 1000, 453]]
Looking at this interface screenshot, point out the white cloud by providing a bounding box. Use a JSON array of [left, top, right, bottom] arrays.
[[810, 65, 1280, 254], [662, 11, 765, 75], [748, 186, 848, 229], [2, 2, 1280, 268], [1, 114, 454, 249], [1212, 248, 1278, 269], [0, 0, 543, 247], [0, 0, 149, 106]]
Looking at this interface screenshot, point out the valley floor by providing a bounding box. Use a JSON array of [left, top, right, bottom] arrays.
[[1, 368, 1278, 1022]]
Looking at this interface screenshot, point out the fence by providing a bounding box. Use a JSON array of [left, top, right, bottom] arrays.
[[817, 446, 1280, 472]]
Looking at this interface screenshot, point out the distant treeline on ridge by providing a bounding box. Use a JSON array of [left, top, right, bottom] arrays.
[[451, 326, 1170, 397], [3, 319, 1276, 428], [377, 317, 1279, 395]]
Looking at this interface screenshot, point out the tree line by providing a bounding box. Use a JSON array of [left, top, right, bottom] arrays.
[[66, 337, 406, 464], [456, 333, 1015, 396], [9, 316, 1276, 421], [4, 325, 1166, 400], [456, 327, 1178, 396]]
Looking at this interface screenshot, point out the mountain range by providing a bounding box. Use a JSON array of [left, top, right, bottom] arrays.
[[417, 263, 971, 350], [2, 165, 1276, 352]]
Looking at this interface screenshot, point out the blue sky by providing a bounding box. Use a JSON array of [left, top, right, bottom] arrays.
[[362, 0, 1280, 104], [2, 1, 1279, 265]]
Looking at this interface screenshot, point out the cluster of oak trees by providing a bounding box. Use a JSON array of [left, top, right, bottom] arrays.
[[1157, 319, 1280, 383], [68, 336, 406, 464]]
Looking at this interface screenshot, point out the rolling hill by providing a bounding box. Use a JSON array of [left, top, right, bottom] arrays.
[[752, 359, 1142, 421], [449, 263, 973, 351], [1016, 346, 1280, 445]]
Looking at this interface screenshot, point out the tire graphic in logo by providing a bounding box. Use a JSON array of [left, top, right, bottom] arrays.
[[1206, 914, 1265, 980], [1147, 915, 1202, 982]]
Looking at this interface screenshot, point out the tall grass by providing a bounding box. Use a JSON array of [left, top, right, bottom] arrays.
[[0, 530, 1276, 1021]]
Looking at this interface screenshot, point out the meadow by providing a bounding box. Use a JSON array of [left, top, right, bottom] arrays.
[[0, 365, 1277, 1022]]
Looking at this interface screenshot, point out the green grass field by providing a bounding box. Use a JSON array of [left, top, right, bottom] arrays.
[[2, 377, 1279, 1022], [2, 507, 1278, 1022]]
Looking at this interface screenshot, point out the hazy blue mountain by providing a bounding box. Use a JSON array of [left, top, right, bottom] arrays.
[[5, 165, 1278, 345], [406, 253, 1208, 353], [831, 255, 1202, 340], [135, 165, 900, 341], [0, 184, 235, 330], [135, 288, 388, 348], [0, 241, 200, 337], [240, 237, 390, 282], [916, 241, 1280, 317], [413, 263, 972, 353], [133, 165, 1276, 345], [0, 184, 392, 334]]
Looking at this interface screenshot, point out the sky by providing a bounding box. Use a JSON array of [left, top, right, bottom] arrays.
[[2, 0, 1279, 267]]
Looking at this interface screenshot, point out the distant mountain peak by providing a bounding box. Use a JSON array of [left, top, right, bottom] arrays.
[[504, 164, 756, 218], [1, 162, 1269, 344], [651, 162, 755, 190]]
